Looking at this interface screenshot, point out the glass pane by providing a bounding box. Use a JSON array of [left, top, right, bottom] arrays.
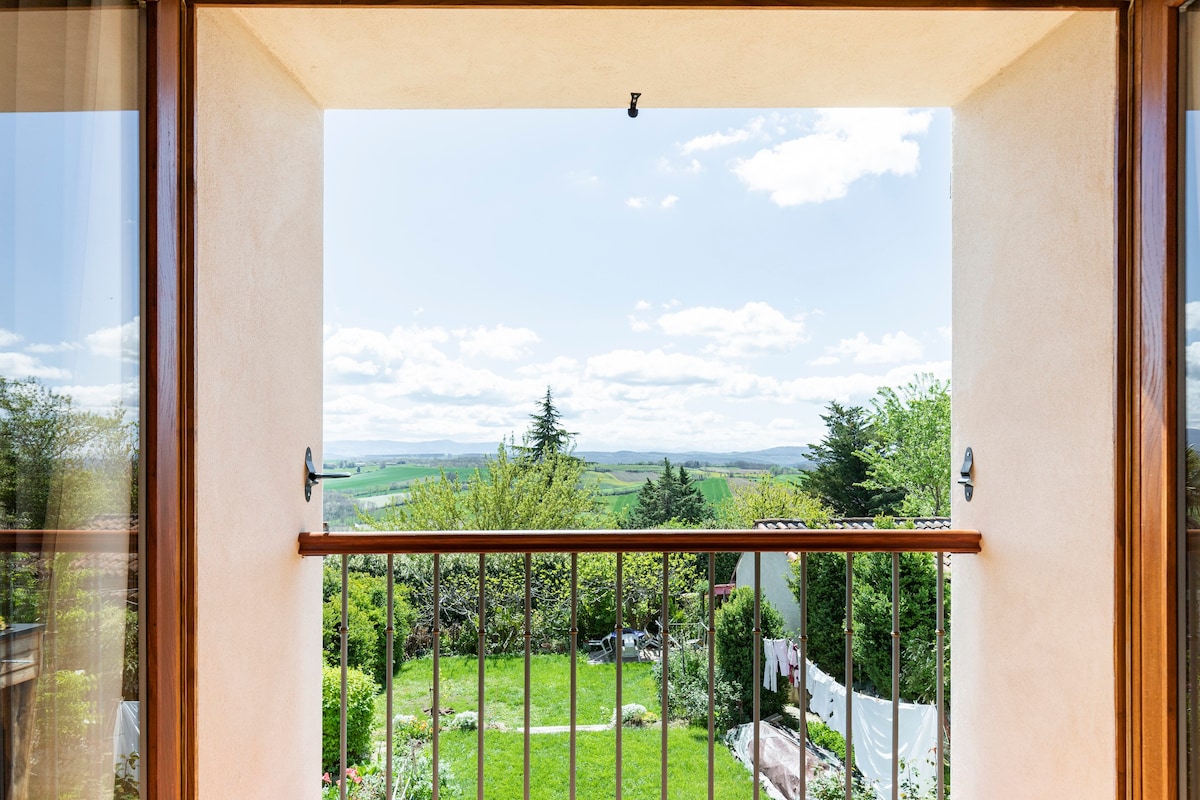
[[1186, 12, 1200, 796], [0, 4, 142, 799]]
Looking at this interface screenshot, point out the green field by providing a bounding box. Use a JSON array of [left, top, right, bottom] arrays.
[[329, 464, 476, 498]]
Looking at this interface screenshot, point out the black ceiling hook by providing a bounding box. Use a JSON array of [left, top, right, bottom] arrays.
[[627, 92, 642, 118], [957, 447, 974, 502]]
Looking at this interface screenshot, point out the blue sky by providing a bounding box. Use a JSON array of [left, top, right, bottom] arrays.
[[0, 111, 140, 413], [324, 108, 952, 451], [0, 107, 951, 451]]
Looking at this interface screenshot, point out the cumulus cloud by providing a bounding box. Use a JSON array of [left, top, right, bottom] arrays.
[[626, 197, 646, 209], [679, 117, 766, 155], [809, 355, 840, 366], [732, 108, 933, 206], [628, 316, 652, 333], [85, 318, 139, 362], [829, 331, 924, 364], [0, 352, 70, 380], [0, 329, 21, 348], [661, 195, 679, 209], [1188, 301, 1200, 332], [585, 349, 727, 387], [634, 300, 652, 312], [657, 302, 807, 357], [458, 325, 540, 361]]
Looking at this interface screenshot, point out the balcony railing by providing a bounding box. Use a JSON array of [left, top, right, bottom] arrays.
[[299, 527, 981, 800]]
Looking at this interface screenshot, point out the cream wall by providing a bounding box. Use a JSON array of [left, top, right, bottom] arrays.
[[194, 10, 323, 798], [951, 12, 1116, 798]]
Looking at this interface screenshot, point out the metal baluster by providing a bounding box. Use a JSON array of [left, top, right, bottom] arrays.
[[891, 552, 900, 800], [387, 553, 395, 800], [753, 552, 761, 800], [478, 553, 486, 800], [433, 554, 441, 800], [936, 553, 945, 800], [846, 553, 854, 800], [570, 553, 578, 800], [524, 553, 532, 800], [619, 554, 628, 800], [799, 553, 807, 800], [340, 555, 348, 800], [707, 553, 716, 800], [661, 553, 669, 800], [616, 553, 624, 800]]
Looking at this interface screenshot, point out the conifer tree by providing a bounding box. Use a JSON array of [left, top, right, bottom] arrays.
[[523, 386, 574, 462]]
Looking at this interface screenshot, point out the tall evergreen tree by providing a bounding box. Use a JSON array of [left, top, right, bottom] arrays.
[[522, 386, 574, 462], [806, 400, 903, 517], [623, 458, 710, 528]]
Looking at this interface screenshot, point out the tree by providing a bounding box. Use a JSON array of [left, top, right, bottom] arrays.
[[623, 458, 711, 528], [858, 374, 952, 517], [712, 474, 831, 529], [522, 386, 575, 463], [714, 587, 788, 722], [368, 442, 597, 532], [806, 401, 904, 517]]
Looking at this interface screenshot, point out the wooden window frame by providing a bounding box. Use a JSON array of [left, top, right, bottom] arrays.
[[134, 0, 1173, 796]]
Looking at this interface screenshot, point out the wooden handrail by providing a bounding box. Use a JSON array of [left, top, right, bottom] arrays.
[[298, 528, 982, 556], [0, 529, 139, 554]]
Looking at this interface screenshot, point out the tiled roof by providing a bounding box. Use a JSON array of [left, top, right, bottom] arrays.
[[753, 516, 951, 530]]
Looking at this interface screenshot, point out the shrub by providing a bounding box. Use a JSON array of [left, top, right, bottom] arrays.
[[651, 649, 740, 731], [448, 710, 478, 732], [321, 665, 379, 773], [394, 714, 432, 743], [714, 587, 788, 723], [322, 562, 415, 686], [611, 703, 657, 727], [807, 718, 847, 762], [808, 768, 877, 800]]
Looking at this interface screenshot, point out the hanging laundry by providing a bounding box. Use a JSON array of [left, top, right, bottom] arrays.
[[762, 638, 779, 692], [803, 659, 939, 800]]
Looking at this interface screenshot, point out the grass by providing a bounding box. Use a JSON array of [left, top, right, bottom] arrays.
[[383, 655, 660, 728], [693, 477, 732, 504], [331, 464, 460, 497], [436, 727, 757, 799]]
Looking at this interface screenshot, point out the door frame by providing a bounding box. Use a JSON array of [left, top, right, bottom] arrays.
[[138, 0, 1173, 797]]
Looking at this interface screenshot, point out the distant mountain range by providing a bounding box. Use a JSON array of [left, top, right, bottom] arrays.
[[323, 440, 813, 468]]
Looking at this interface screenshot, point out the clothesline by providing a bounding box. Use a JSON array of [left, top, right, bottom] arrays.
[[762, 638, 939, 800]]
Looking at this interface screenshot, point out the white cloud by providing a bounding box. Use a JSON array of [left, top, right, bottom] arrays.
[[457, 325, 540, 361], [679, 117, 765, 155], [732, 108, 933, 206], [626, 197, 646, 209], [1188, 301, 1200, 332], [0, 352, 70, 380], [656, 157, 705, 175], [85, 318, 140, 362], [628, 316, 652, 333], [0, 329, 22, 348], [657, 302, 808, 357], [661, 195, 679, 209], [585, 349, 727, 387], [26, 341, 80, 354], [634, 300, 652, 312], [56, 381, 139, 411], [829, 331, 924, 364], [809, 355, 840, 366]]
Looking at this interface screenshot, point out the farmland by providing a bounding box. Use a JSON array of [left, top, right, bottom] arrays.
[[320, 453, 802, 528]]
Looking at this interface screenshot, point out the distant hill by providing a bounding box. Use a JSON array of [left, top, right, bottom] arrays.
[[323, 439, 498, 459], [324, 439, 812, 468]]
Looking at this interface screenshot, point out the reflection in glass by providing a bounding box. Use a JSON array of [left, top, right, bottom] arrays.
[[0, 4, 141, 798]]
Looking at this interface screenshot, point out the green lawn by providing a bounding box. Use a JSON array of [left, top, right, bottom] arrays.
[[437, 727, 756, 799], [384, 655, 660, 728]]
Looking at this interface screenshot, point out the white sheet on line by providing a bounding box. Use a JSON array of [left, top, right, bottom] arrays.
[[804, 660, 939, 800]]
